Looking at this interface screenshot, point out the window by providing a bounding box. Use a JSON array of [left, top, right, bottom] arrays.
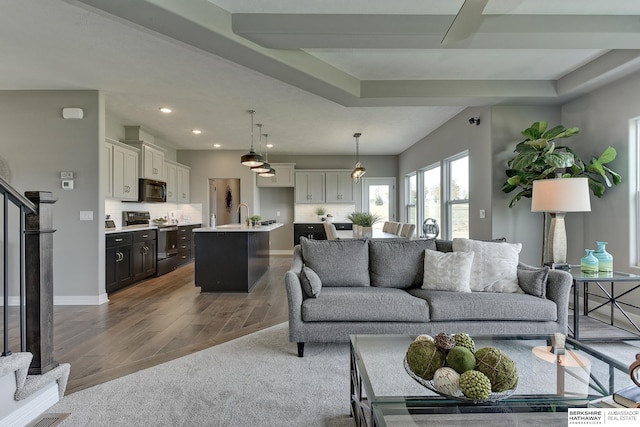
[[404, 152, 469, 239], [422, 164, 441, 235], [405, 173, 417, 227], [635, 118, 640, 266], [446, 154, 469, 239]]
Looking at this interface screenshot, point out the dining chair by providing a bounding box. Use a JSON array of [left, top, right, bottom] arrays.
[[382, 221, 394, 233], [399, 223, 415, 239], [387, 221, 402, 235], [323, 222, 339, 240]]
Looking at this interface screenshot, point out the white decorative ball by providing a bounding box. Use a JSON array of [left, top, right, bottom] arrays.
[[433, 367, 462, 396], [415, 334, 434, 343]]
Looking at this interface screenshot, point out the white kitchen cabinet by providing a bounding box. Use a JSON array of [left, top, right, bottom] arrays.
[[325, 171, 354, 203], [164, 161, 178, 202], [177, 164, 190, 203], [112, 143, 139, 201], [103, 140, 113, 198], [124, 141, 165, 181], [295, 172, 325, 203], [256, 163, 295, 187]]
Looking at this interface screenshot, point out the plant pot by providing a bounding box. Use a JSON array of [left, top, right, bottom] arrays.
[[353, 225, 361, 238], [362, 226, 373, 238]]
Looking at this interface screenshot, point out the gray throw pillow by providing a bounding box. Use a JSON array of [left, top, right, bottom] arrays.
[[300, 265, 322, 298], [300, 237, 370, 287], [517, 266, 549, 298], [369, 239, 437, 288]]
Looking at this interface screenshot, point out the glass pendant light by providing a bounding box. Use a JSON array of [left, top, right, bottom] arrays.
[[258, 134, 276, 177], [351, 132, 366, 183], [251, 124, 270, 173], [241, 110, 264, 167]]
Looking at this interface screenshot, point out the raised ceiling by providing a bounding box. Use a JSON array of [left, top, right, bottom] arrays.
[[1, 0, 640, 155]]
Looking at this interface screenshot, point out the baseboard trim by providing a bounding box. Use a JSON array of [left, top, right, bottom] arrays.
[[0, 382, 59, 427], [2, 294, 109, 306]]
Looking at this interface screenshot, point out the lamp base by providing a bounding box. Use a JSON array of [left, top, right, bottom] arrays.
[[544, 262, 571, 271]]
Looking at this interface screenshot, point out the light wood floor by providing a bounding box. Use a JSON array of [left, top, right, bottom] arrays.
[[52, 256, 291, 394]]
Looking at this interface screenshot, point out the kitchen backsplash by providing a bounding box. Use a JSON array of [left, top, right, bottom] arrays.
[[294, 204, 355, 223], [105, 199, 203, 227]]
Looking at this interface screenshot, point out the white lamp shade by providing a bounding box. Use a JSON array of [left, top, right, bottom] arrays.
[[531, 178, 591, 213]]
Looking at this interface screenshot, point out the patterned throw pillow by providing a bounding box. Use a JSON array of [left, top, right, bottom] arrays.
[[422, 249, 475, 292], [517, 265, 549, 298], [452, 238, 523, 293]]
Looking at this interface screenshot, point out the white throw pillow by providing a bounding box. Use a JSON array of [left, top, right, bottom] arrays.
[[422, 249, 474, 292], [452, 238, 523, 293]]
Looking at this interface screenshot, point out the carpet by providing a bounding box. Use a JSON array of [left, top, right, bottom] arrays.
[[47, 323, 353, 427], [46, 324, 640, 427]]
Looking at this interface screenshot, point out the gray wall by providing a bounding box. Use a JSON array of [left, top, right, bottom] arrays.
[[0, 90, 104, 303]]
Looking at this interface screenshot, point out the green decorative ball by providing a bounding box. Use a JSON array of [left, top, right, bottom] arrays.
[[474, 347, 519, 392], [446, 346, 476, 374], [459, 370, 492, 400], [453, 332, 475, 353], [406, 340, 446, 381]]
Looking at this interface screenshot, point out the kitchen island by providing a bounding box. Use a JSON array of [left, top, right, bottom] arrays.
[[193, 223, 283, 292]]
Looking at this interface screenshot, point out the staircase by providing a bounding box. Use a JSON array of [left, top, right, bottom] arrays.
[[1, 176, 70, 426]]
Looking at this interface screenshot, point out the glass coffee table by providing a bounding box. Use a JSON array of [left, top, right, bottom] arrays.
[[350, 334, 633, 427]]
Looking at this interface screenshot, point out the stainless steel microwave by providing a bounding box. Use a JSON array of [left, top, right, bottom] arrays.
[[139, 178, 166, 203]]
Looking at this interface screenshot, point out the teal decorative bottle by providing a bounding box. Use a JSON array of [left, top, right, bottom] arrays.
[[580, 249, 599, 275], [593, 241, 613, 272]]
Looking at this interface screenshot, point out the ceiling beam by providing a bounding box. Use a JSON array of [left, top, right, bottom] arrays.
[[232, 13, 640, 49]]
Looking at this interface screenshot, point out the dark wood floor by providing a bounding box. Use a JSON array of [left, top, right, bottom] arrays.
[[50, 256, 290, 394]]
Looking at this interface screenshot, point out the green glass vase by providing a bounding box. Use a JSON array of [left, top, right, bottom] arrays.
[[580, 249, 599, 275], [593, 241, 613, 272]]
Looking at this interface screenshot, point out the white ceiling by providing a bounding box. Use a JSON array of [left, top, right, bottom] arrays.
[[1, 0, 640, 155]]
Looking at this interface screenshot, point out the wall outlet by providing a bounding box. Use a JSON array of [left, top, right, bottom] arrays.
[[62, 180, 74, 190], [479, 209, 486, 219], [276, 211, 281, 217], [80, 211, 94, 221]]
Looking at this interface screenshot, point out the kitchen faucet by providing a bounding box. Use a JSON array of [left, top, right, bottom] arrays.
[[237, 203, 250, 227]]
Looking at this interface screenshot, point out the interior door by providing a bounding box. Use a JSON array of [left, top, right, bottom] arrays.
[[362, 177, 396, 230]]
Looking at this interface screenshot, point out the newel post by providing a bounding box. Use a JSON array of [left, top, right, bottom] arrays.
[[24, 191, 58, 375]]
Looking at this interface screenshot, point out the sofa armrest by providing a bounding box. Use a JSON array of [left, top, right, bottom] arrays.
[[545, 269, 573, 333], [285, 270, 304, 340]]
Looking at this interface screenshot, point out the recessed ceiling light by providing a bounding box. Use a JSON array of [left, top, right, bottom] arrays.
[[159, 107, 172, 113], [266, 144, 273, 148], [191, 129, 202, 135], [213, 144, 221, 148]]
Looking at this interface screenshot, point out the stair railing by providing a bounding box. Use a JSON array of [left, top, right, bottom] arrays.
[[1, 176, 58, 374]]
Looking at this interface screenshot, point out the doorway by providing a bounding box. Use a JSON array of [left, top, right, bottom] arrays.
[[209, 178, 240, 226], [362, 177, 396, 230]]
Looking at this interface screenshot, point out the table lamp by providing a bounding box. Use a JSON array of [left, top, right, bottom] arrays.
[[531, 177, 591, 269]]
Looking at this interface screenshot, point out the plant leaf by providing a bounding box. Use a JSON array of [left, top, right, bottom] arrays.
[[541, 125, 565, 140], [509, 152, 539, 170], [598, 146, 617, 164], [552, 127, 580, 139], [545, 152, 574, 168], [525, 138, 548, 150]]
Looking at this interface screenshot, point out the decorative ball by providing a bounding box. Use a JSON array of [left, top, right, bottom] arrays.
[[446, 346, 476, 374], [459, 370, 492, 400], [406, 340, 446, 381], [434, 333, 455, 352], [415, 334, 434, 343], [474, 347, 519, 392], [453, 332, 475, 353], [433, 367, 461, 396]]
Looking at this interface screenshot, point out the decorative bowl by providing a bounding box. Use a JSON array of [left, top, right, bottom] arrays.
[[403, 357, 516, 403]]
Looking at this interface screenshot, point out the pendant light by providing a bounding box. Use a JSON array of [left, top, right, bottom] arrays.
[[351, 132, 366, 183], [258, 133, 276, 177], [241, 110, 264, 167], [251, 124, 270, 173]]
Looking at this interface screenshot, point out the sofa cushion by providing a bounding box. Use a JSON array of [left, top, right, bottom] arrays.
[[407, 288, 557, 322], [300, 266, 322, 298], [369, 239, 437, 288], [422, 249, 474, 292], [302, 287, 430, 322], [300, 237, 370, 287], [517, 265, 549, 298], [452, 238, 522, 293]]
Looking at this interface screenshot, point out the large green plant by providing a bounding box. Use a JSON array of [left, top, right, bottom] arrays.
[[348, 211, 382, 227], [501, 121, 622, 207]]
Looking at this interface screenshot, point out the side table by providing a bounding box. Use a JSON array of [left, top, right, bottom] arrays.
[[570, 268, 640, 341]]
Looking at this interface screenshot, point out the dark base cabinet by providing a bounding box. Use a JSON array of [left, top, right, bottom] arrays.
[[106, 230, 156, 294], [195, 231, 269, 292], [156, 224, 199, 276], [293, 222, 352, 245]]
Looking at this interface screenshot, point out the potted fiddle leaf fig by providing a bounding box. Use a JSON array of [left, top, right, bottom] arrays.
[[501, 121, 622, 208]]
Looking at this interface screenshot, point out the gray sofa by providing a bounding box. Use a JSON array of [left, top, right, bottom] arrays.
[[285, 238, 573, 357]]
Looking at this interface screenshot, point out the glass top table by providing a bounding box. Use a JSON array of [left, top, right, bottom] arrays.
[[350, 334, 634, 427]]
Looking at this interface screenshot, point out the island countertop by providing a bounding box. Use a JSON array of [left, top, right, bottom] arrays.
[[193, 223, 284, 233]]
